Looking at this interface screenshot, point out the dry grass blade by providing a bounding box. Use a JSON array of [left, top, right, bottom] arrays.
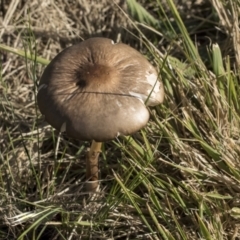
[[210, 0, 240, 67]]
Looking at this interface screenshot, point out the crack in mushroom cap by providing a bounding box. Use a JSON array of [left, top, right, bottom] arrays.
[[37, 37, 164, 141]]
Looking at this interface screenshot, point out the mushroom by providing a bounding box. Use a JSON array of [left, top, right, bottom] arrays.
[[37, 37, 164, 192]]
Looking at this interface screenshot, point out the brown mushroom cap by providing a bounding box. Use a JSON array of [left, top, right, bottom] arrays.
[[37, 37, 164, 141]]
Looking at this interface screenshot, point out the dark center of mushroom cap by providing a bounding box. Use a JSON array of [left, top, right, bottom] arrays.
[[75, 64, 118, 91]]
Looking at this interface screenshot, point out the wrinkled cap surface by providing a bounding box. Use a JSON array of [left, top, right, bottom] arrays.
[[37, 37, 164, 141]]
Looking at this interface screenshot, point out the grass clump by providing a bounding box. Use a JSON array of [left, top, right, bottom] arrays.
[[1, 0, 240, 239]]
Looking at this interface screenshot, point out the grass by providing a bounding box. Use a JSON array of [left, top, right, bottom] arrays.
[[1, 0, 240, 239]]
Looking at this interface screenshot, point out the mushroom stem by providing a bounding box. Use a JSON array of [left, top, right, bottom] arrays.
[[86, 140, 102, 192]]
